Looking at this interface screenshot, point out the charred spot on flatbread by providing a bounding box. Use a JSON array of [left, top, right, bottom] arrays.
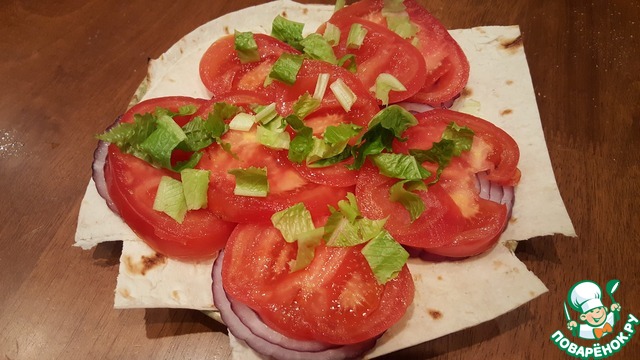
[[123, 253, 167, 276], [224, 26, 230, 35], [500, 35, 523, 54], [506, 79, 514, 85], [428, 309, 443, 320], [500, 109, 513, 116], [461, 87, 473, 98]]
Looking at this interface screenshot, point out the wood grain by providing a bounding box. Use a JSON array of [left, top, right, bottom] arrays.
[[1, 0, 638, 359]]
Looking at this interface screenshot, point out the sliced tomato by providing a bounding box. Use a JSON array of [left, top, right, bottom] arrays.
[[194, 90, 352, 223], [222, 222, 414, 345], [394, 109, 520, 186], [318, 18, 426, 105], [104, 97, 236, 260], [327, 0, 469, 106], [356, 109, 519, 257], [199, 34, 300, 100], [270, 59, 380, 187]]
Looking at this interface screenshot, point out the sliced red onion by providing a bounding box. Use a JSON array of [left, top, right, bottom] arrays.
[[91, 116, 121, 214], [212, 250, 378, 360], [396, 101, 435, 114], [476, 171, 515, 217]]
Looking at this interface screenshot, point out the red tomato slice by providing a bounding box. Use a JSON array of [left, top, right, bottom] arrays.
[[199, 34, 300, 99], [222, 222, 414, 345], [271, 59, 380, 187], [194, 90, 352, 223], [394, 109, 520, 186], [104, 97, 236, 260], [318, 18, 426, 104], [357, 109, 519, 257], [328, 0, 469, 106]]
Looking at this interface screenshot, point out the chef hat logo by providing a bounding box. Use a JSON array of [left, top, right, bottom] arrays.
[[568, 280, 604, 313]]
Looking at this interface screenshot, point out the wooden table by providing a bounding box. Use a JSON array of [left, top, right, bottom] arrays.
[[1, 0, 638, 359]]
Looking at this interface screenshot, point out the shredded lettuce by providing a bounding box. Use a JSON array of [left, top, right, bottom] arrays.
[[228, 167, 269, 197], [361, 230, 410, 284], [271, 203, 316, 243], [228, 112, 256, 131], [349, 105, 418, 169], [389, 180, 427, 222], [323, 23, 341, 46], [268, 53, 305, 85], [371, 153, 430, 180], [292, 92, 322, 119], [153, 176, 187, 223], [313, 73, 330, 100], [139, 114, 187, 169], [330, 78, 357, 112], [256, 125, 290, 150], [346, 23, 368, 49], [334, 0, 345, 12], [372, 73, 406, 106], [410, 122, 474, 182], [181, 169, 210, 210], [271, 15, 304, 51], [300, 33, 338, 65], [291, 227, 324, 271], [234, 31, 260, 63]]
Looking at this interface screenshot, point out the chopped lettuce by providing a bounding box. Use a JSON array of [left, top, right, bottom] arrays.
[[410, 122, 474, 182], [271, 202, 316, 243], [323, 23, 341, 46], [330, 78, 357, 112], [153, 176, 187, 223], [349, 105, 418, 169], [181, 169, 210, 210], [256, 125, 290, 150], [313, 73, 331, 100], [268, 53, 305, 85], [271, 15, 304, 51], [372, 73, 407, 106], [292, 92, 322, 119], [371, 153, 431, 180], [300, 33, 338, 64], [361, 230, 410, 284], [228, 167, 269, 197], [346, 23, 368, 49], [234, 31, 260, 63], [389, 180, 427, 222]]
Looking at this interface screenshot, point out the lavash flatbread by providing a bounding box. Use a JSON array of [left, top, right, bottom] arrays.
[[75, 0, 575, 358]]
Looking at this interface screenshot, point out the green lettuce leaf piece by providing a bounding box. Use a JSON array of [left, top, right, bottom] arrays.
[[152, 176, 187, 223], [410, 122, 474, 182], [323, 123, 362, 145], [349, 105, 418, 169], [268, 53, 305, 85], [291, 227, 325, 272], [323, 22, 341, 46], [285, 115, 314, 163], [346, 23, 368, 49], [300, 33, 338, 64], [337, 54, 357, 73], [271, 202, 316, 243], [181, 168, 210, 210], [384, 12, 419, 39], [271, 15, 304, 51], [334, 0, 345, 12], [139, 114, 187, 169], [372, 73, 407, 106], [228, 167, 268, 197], [371, 153, 431, 180], [256, 125, 290, 150], [292, 92, 322, 119], [234, 31, 260, 63], [361, 230, 409, 284], [330, 78, 357, 112], [389, 180, 427, 222], [324, 211, 365, 247]]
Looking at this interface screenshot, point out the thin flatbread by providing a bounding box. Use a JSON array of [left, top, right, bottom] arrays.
[[75, 0, 575, 358]]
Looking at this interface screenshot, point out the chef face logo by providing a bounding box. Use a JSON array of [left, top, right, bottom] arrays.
[[550, 279, 639, 359]]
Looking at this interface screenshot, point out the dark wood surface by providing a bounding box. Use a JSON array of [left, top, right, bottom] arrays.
[[1, 0, 638, 359]]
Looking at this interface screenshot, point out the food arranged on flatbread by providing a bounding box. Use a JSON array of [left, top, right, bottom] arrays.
[[78, 0, 577, 359]]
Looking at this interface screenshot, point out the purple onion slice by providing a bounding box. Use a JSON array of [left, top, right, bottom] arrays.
[[92, 116, 121, 214], [212, 250, 378, 360]]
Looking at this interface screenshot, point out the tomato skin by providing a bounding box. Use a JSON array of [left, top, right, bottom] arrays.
[[327, 0, 469, 105], [104, 97, 237, 260], [199, 34, 300, 100], [395, 109, 521, 186], [357, 109, 519, 257], [319, 18, 426, 105], [222, 222, 414, 345]]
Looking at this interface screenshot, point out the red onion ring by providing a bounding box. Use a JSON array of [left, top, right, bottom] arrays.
[[211, 250, 378, 360], [397, 101, 435, 114], [92, 116, 121, 214]]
